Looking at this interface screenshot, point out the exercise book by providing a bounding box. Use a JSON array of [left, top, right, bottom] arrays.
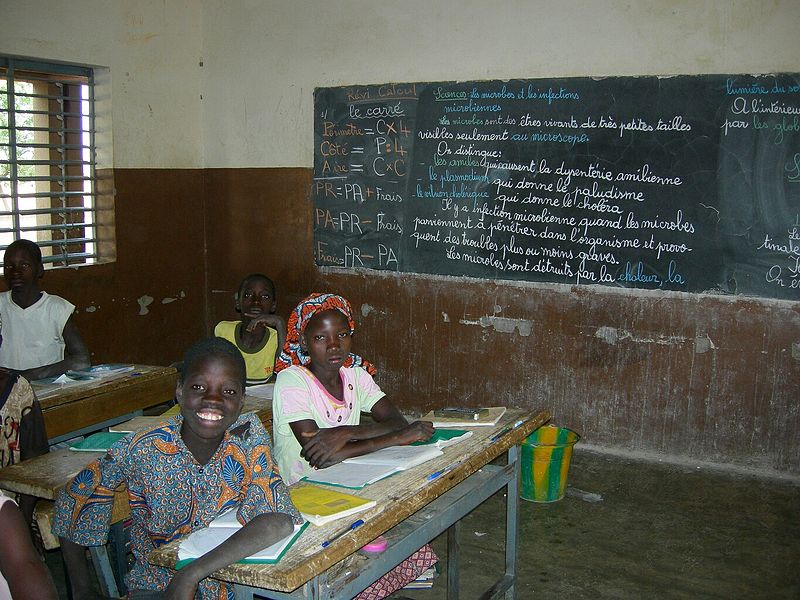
[[411, 429, 472, 448], [69, 431, 128, 451], [289, 485, 377, 526], [305, 444, 443, 488], [176, 509, 307, 565]]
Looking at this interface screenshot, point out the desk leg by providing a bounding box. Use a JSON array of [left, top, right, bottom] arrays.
[[504, 445, 520, 600], [447, 519, 461, 599], [88, 545, 120, 598], [108, 521, 129, 596]]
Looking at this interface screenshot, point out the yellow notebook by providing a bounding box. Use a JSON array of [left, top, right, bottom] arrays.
[[289, 485, 377, 526]]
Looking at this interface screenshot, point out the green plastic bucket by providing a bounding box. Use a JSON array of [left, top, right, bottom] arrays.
[[520, 425, 580, 502]]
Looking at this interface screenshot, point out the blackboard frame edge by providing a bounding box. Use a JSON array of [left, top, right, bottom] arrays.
[[312, 72, 793, 94], [316, 266, 800, 309]]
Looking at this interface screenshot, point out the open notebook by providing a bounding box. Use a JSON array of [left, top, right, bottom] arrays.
[[304, 444, 443, 489], [177, 509, 307, 565]]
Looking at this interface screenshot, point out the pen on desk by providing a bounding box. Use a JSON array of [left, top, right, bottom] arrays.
[[427, 462, 459, 482], [321, 519, 365, 548], [491, 419, 526, 442]]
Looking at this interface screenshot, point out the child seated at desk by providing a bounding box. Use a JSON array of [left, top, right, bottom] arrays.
[[0, 240, 90, 380], [273, 292, 437, 600], [214, 273, 285, 385], [53, 337, 302, 600], [0, 490, 58, 599], [0, 314, 49, 528]]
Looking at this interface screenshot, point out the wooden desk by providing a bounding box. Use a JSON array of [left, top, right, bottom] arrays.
[[0, 447, 128, 597], [150, 408, 551, 599], [32, 365, 178, 443], [0, 447, 103, 500]]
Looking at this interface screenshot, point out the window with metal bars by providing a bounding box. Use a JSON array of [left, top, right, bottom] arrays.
[[0, 56, 99, 268]]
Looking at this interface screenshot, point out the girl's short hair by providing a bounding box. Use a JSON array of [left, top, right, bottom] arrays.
[[180, 337, 246, 388]]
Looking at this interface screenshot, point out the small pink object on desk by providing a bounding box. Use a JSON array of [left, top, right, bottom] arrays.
[[361, 535, 388, 553]]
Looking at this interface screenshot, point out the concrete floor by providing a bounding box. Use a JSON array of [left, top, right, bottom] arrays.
[[393, 448, 800, 599], [45, 448, 800, 599]]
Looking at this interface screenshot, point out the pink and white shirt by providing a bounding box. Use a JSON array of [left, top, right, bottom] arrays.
[[272, 365, 385, 484]]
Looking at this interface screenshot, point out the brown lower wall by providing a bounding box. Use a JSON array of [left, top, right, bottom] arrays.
[[205, 167, 800, 475], [9, 167, 795, 474], [1, 169, 208, 367]]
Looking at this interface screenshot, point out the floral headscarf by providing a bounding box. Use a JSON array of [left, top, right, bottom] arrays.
[[274, 292, 376, 375]]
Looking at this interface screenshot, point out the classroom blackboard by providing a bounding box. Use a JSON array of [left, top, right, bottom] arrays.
[[313, 74, 800, 300]]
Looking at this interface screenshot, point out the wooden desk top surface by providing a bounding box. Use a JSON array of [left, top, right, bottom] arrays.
[[0, 448, 103, 500], [150, 408, 551, 592], [33, 365, 177, 411]]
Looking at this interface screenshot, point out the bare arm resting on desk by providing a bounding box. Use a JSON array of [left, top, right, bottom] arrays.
[[164, 512, 294, 600], [294, 397, 434, 468], [63, 513, 295, 600], [18, 317, 90, 380]]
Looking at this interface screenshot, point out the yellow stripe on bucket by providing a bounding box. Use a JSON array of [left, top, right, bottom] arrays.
[[521, 425, 580, 503]]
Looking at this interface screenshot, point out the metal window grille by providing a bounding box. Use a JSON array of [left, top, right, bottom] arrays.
[[0, 56, 97, 268]]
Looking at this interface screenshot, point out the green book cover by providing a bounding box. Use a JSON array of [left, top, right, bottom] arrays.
[[411, 429, 470, 447], [69, 431, 128, 452]]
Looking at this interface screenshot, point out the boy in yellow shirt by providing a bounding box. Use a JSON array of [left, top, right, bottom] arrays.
[[214, 274, 284, 385]]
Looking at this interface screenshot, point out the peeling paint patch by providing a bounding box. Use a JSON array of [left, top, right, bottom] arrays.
[[792, 342, 800, 360], [162, 297, 177, 304], [595, 326, 687, 346], [137, 295, 154, 315], [459, 316, 532, 336], [595, 326, 619, 345], [442, 312, 450, 323], [493, 305, 502, 314], [694, 334, 715, 354], [85, 305, 97, 313], [360, 303, 386, 317]]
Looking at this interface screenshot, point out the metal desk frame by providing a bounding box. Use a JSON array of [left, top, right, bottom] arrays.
[[234, 445, 521, 600]]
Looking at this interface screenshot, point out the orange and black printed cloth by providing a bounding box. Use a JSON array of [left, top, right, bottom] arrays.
[[275, 292, 376, 376]]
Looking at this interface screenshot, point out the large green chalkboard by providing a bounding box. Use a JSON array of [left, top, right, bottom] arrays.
[[313, 74, 800, 300]]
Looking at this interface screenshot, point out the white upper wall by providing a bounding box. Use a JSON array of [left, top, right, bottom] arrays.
[[200, 0, 800, 168], [1, 0, 203, 169], [4, 1, 798, 169]]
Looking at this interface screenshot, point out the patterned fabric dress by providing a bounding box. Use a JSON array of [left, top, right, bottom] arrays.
[[52, 413, 301, 600], [0, 370, 48, 467]]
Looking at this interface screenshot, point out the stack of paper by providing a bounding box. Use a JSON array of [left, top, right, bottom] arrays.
[[420, 406, 507, 428], [289, 485, 377, 526], [403, 566, 437, 590], [245, 382, 274, 399], [63, 364, 136, 381], [305, 445, 443, 489], [177, 509, 307, 565]]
